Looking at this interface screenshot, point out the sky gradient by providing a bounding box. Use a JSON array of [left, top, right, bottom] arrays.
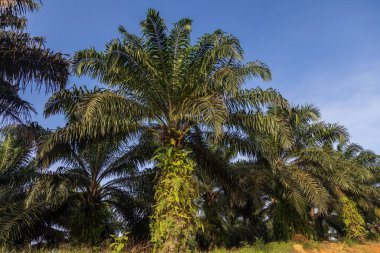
[[23, 0, 380, 152]]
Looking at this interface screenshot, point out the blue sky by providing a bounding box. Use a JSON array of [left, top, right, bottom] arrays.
[[23, 0, 380, 152]]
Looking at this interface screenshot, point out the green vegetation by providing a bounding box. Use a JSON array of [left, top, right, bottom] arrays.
[[210, 242, 294, 253], [1, 1, 380, 252], [110, 232, 129, 253], [151, 143, 200, 252]]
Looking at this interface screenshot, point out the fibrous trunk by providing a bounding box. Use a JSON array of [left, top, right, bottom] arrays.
[[339, 194, 366, 240], [150, 143, 199, 252]]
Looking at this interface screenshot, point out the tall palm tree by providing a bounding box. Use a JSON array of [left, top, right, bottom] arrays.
[[40, 9, 288, 252], [265, 106, 345, 240], [0, 0, 68, 123]]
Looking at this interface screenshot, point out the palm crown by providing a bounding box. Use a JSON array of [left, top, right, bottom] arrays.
[[41, 9, 287, 156]]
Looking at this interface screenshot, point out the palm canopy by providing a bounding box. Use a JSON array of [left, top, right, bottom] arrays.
[[0, 0, 69, 123], [0, 0, 40, 30], [40, 9, 288, 158]]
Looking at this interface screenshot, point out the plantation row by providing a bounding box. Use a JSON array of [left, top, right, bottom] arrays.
[[1, 1, 379, 252]]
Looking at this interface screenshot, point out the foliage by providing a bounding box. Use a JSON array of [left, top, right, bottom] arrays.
[[0, 0, 68, 123], [69, 202, 114, 245], [0, 130, 49, 247], [109, 232, 129, 253], [150, 142, 200, 252], [340, 195, 366, 240], [209, 241, 294, 253], [29, 138, 153, 245], [0, 124, 154, 245]]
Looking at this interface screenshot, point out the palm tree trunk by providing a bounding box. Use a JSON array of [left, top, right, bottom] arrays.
[[150, 144, 199, 252], [335, 190, 366, 241]]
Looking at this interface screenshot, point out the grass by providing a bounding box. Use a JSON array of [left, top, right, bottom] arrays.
[[209, 242, 295, 253], [301, 240, 321, 250]]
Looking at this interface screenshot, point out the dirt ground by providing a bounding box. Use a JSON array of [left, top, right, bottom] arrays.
[[293, 242, 380, 253]]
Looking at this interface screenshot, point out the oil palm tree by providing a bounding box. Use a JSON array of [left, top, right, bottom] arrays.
[[336, 143, 380, 239], [264, 105, 380, 240], [0, 124, 54, 246], [0, 0, 68, 123], [40, 9, 288, 251], [28, 137, 155, 244], [28, 96, 156, 244], [0, 120, 155, 246], [224, 105, 349, 240], [303, 142, 380, 240]]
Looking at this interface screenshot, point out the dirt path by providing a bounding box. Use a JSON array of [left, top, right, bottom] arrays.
[[293, 242, 380, 253]]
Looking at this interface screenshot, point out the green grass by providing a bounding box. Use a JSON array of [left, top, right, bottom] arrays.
[[209, 242, 295, 253]]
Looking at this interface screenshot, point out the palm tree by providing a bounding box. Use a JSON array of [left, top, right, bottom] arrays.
[[0, 0, 68, 123], [40, 9, 288, 251], [20, 95, 156, 244], [0, 124, 54, 246], [223, 105, 348, 240], [0, 120, 155, 246], [337, 143, 380, 239], [28, 137, 155, 244], [260, 105, 380, 240], [306, 142, 380, 240]]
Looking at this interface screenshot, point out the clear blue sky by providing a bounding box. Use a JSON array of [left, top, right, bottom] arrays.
[[23, 0, 380, 152]]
